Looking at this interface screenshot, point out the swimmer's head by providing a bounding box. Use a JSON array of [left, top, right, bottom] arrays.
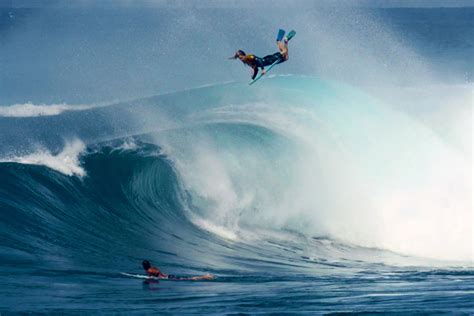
[[142, 260, 151, 270]]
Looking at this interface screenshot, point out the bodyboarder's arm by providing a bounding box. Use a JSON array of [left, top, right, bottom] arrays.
[[251, 66, 259, 80]]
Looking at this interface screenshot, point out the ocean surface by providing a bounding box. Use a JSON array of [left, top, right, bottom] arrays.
[[0, 4, 473, 314]]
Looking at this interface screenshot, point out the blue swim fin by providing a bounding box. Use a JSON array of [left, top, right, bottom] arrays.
[[285, 30, 296, 42], [276, 29, 286, 42]]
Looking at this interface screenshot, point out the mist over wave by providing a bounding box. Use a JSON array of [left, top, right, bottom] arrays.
[[150, 78, 471, 262], [1, 5, 471, 104]]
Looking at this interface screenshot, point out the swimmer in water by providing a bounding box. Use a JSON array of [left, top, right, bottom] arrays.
[[142, 260, 214, 281]]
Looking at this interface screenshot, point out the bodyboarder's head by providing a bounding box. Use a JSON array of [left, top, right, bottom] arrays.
[[142, 260, 151, 270], [230, 50, 246, 60]]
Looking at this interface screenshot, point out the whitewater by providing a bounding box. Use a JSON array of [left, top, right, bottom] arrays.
[[0, 3, 472, 314]]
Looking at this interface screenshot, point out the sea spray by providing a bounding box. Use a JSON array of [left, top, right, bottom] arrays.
[[1, 139, 87, 176]]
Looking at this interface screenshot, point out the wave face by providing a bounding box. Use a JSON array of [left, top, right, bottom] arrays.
[[1, 77, 472, 313]]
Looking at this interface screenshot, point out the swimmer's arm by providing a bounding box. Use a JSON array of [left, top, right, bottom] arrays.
[[188, 274, 215, 281], [147, 268, 167, 278], [158, 272, 168, 279], [166, 274, 214, 281]]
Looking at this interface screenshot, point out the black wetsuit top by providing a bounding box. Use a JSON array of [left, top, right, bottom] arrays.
[[251, 52, 285, 79], [256, 52, 285, 68]]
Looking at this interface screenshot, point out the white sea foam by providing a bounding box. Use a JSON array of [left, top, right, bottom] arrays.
[[0, 102, 93, 117], [154, 78, 472, 264], [191, 216, 239, 241], [113, 138, 139, 152], [2, 139, 86, 177]]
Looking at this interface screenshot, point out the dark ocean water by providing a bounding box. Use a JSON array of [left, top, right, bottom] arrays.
[[0, 5, 473, 314], [1, 134, 472, 314]]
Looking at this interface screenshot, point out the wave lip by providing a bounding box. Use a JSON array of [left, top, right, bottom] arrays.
[[0, 102, 94, 117], [0, 139, 86, 176]]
